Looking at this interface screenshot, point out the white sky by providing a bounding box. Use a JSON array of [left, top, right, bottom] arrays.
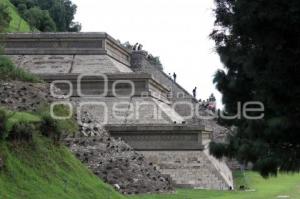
[[72, 0, 224, 107]]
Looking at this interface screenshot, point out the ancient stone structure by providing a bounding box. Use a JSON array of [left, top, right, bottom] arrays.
[[2, 32, 233, 190]]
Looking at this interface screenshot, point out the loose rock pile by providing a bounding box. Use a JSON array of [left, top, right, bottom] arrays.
[[64, 113, 173, 195], [0, 80, 63, 112]]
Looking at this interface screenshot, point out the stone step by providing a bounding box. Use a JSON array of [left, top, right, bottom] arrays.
[[141, 151, 231, 190]]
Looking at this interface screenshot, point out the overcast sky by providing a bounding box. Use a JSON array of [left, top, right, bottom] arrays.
[[72, 0, 224, 107]]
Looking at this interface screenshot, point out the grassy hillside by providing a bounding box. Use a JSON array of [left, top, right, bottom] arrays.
[[2, 138, 299, 199], [0, 136, 125, 199], [0, 0, 31, 32], [0, 115, 299, 199], [131, 172, 300, 199]]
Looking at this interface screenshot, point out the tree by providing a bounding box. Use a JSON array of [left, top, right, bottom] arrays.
[[68, 22, 81, 32], [11, 0, 81, 32], [210, 0, 300, 177], [24, 7, 56, 31], [0, 4, 12, 32], [37, 0, 81, 32]]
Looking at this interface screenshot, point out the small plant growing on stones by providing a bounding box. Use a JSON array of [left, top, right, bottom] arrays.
[[0, 55, 41, 82], [40, 115, 61, 144], [0, 108, 8, 139], [7, 122, 34, 142], [38, 104, 78, 138]]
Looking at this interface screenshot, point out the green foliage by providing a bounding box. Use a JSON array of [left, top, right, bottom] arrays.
[[0, 104, 78, 143], [10, 0, 81, 32], [38, 104, 79, 138], [45, 0, 81, 32], [210, 0, 300, 176], [0, 55, 41, 82], [0, 137, 125, 199], [131, 172, 300, 199], [209, 142, 227, 159], [0, 106, 77, 142], [24, 6, 56, 31], [0, 0, 31, 32], [149, 56, 163, 70], [7, 121, 34, 142], [1, 110, 40, 140], [0, 108, 8, 138], [0, 3, 11, 32], [40, 114, 61, 143], [0, 132, 299, 199], [0, 103, 78, 144], [5, 111, 40, 133]]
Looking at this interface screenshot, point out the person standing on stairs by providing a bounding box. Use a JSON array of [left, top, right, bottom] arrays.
[[193, 87, 197, 99]]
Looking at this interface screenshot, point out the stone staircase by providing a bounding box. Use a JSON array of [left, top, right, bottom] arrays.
[[141, 151, 232, 190]]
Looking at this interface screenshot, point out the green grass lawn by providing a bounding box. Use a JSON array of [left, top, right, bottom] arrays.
[[131, 172, 300, 199], [0, 0, 31, 32]]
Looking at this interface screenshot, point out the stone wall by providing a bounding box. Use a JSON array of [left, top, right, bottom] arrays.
[[130, 51, 197, 119], [74, 97, 182, 125], [131, 51, 193, 100], [3, 32, 131, 66], [8, 55, 132, 74], [141, 151, 232, 190], [105, 124, 205, 151]]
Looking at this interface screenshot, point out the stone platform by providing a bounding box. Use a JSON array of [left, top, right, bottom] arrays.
[[104, 124, 208, 150], [141, 150, 232, 190], [41, 73, 170, 102], [3, 32, 132, 74]]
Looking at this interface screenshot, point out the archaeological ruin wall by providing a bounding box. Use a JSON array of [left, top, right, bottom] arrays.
[[1, 32, 233, 190]]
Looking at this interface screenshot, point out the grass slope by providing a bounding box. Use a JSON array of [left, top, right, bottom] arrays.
[[131, 172, 300, 199], [0, 0, 31, 32], [0, 113, 299, 199], [0, 136, 125, 199], [1, 122, 299, 199]]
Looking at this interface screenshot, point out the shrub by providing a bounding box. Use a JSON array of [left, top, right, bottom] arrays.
[[17, 3, 27, 15], [0, 109, 41, 140], [7, 122, 34, 142], [24, 7, 56, 32], [11, 0, 81, 32], [0, 55, 41, 82], [38, 104, 78, 138], [40, 115, 61, 144], [209, 141, 227, 159], [0, 3, 11, 32], [0, 108, 8, 139]]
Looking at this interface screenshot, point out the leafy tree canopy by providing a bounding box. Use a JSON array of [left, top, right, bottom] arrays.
[[0, 3, 12, 32], [210, 0, 300, 177], [24, 6, 56, 31], [11, 0, 81, 32]]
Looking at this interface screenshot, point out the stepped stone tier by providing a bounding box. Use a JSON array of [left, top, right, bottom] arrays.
[[2, 32, 233, 190], [105, 124, 208, 150]]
